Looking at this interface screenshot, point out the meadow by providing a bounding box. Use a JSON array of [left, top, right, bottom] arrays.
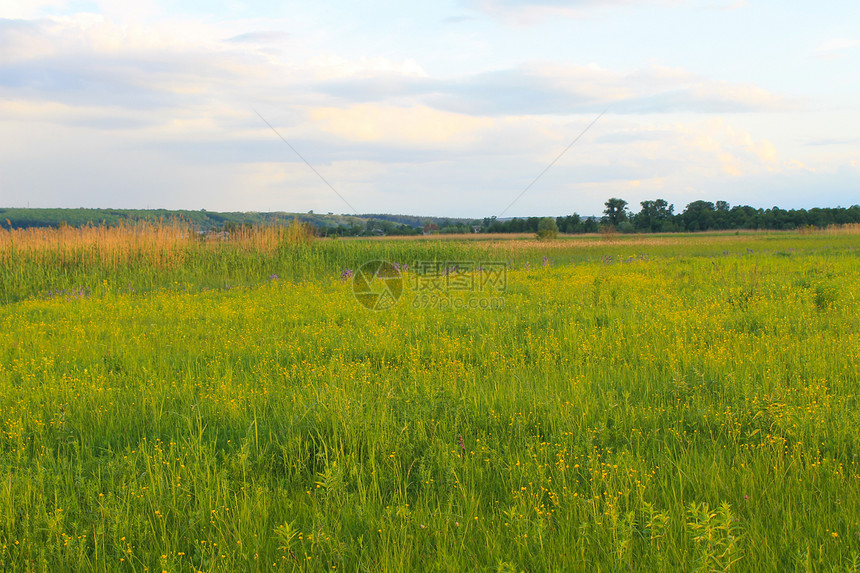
[[0, 224, 858, 571]]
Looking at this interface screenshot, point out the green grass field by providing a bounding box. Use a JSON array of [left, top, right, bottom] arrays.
[[0, 227, 858, 571]]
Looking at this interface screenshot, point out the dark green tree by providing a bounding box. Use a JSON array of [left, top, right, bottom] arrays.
[[602, 198, 629, 227], [583, 218, 599, 233], [557, 213, 583, 233], [680, 200, 716, 231], [633, 199, 674, 232]]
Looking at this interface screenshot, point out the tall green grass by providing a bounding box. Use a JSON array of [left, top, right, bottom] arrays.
[[0, 228, 858, 570], [2, 223, 857, 304]]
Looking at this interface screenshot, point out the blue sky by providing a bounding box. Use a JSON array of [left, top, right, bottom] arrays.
[[1, 0, 858, 217]]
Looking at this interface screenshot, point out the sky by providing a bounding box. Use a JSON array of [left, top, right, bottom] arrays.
[[1, 0, 858, 217]]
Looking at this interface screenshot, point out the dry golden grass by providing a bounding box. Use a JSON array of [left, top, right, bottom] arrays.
[[824, 222, 860, 235], [0, 221, 189, 268], [0, 220, 313, 269]]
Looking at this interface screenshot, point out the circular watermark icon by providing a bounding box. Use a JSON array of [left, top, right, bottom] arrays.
[[352, 260, 403, 310]]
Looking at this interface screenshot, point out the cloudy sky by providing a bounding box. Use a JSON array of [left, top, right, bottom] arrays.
[[1, 0, 858, 217]]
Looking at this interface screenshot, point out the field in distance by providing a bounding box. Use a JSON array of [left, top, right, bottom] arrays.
[[0, 224, 858, 571]]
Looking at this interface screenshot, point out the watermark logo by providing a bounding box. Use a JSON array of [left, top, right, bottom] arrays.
[[411, 261, 506, 293], [351, 260, 404, 310], [411, 261, 506, 311], [350, 260, 506, 310]]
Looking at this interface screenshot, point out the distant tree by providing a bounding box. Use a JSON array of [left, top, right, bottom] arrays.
[[681, 200, 716, 231], [536, 217, 559, 240], [729, 205, 758, 229], [633, 199, 674, 232], [557, 213, 583, 233], [710, 201, 730, 229], [617, 221, 635, 234], [602, 198, 629, 227]]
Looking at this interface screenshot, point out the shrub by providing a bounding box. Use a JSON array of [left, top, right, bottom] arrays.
[[536, 217, 559, 240]]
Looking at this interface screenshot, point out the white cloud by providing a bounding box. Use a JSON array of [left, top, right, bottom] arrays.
[[814, 37, 860, 60], [0, 2, 854, 216], [225, 31, 291, 44], [0, 0, 69, 19], [706, 0, 747, 11], [308, 104, 493, 146], [464, 0, 682, 24], [317, 62, 792, 115], [304, 55, 428, 80], [676, 118, 783, 177]]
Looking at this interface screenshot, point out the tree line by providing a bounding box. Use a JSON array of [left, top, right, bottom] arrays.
[[3, 201, 859, 236], [481, 199, 860, 235]]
